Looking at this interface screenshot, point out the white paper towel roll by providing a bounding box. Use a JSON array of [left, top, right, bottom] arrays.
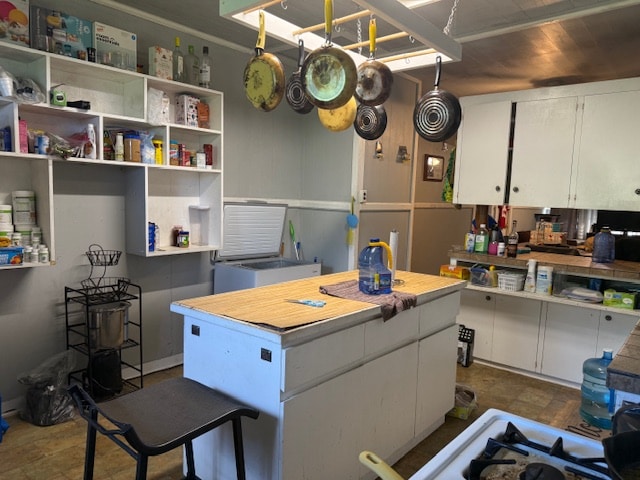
[[389, 230, 398, 282]]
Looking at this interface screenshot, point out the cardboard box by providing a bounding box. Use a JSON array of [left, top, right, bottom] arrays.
[[439, 264, 470, 280], [0, 0, 29, 47], [93, 22, 136, 71], [175, 94, 199, 127], [0, 247, 23, 265], [29, 5, 92, 59], [603, 289, 637, 310], [148, 46, 172, 80]]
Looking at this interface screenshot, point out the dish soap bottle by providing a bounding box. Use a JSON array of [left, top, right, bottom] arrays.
[[358, 238, 393, 295], [474, 224, 489, 254]]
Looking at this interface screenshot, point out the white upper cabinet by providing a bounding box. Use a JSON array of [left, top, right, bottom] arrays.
[[573, 90, 640, 210], [454, 77, 640, 210], [453, 101, 511, 206]]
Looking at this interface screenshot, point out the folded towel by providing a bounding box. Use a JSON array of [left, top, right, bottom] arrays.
[[319, 280, 417, 321]]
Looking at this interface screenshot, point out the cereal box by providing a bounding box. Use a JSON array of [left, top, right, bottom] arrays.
[[148, 46, 172, 80], [93, 22, 136, 71], [0, 246, 23, 265], [0, 0, 29, 47], [29, 5, 92, 59], [175, 94, 199, 127]]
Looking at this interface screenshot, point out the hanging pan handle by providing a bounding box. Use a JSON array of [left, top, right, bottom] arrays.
[[324, 0, 333, 44], [434, 55, 442, 89], [369, 18, 376, 59], [255, 11, 266, 54]]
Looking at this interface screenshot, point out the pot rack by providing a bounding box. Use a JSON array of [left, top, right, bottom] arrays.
[[220, 0, 462, 72]]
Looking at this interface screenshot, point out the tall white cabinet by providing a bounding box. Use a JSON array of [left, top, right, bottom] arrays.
[[0, 41, 223, 266]]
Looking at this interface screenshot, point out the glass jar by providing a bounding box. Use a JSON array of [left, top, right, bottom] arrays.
[[592, 226, 615, 264]]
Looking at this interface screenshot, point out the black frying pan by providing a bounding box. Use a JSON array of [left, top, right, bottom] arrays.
[[354, 103, 387, 140], [285, 39, 314, 114], [301, 0, 357, 110], [413, 56, 461, 142]]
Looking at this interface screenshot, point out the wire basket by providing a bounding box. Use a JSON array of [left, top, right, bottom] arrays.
[[81, 277, 130, 298], [497, 272, 525, 292], [85, 244, 122, 266]]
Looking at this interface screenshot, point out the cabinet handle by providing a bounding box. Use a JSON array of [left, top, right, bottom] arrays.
[[635, 188, 640, 195], [495, 186, 501, 192], [604, 315, 612, 321], [485, 295, 491, 301], [512, 186, 519, 193]]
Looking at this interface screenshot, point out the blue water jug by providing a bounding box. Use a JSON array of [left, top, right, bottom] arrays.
[[592, 226, 615, 263], [358, 238, 393, 295], [579, 348, 614, 429]]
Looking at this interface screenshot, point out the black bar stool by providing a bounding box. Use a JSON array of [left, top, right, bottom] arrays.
[[68, 377, 259, 480]]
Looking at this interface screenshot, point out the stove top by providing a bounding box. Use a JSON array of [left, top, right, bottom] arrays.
[[410, 409, 610, 480]]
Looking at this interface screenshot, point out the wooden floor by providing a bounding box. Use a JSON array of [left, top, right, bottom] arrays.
[[0, 362, 607, 480]]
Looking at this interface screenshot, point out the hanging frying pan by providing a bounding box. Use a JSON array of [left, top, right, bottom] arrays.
[[243, 11, 285, 112], [413, 56, 461, 142], [354, 103, 387, 140], [317, 96, 357, 132], [301, 0, 357, 110], [354, 18, 393, 106], [285, 39, 314, 114]]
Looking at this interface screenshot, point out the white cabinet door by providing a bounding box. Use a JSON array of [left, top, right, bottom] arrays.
[[457, 289, 495, 360], [361, 344, 419, 462], [492, 296, 542, 371], [540, 303, 599, 383], [454, 101, 512, 205], [282, 366, 363, 480], [574, 90, 640, 210], [596, 311, 639, 356], [415, 325, 458, 434], [510, 97, 578, 207]]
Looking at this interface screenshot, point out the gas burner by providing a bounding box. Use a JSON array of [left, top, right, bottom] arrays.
[[520, 463, 564, 480]]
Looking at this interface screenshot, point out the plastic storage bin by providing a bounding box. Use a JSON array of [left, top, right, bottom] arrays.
[[497, 272, 525, 291]]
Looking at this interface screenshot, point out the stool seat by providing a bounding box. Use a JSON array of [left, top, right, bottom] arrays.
[[68, 377, 259, 480]]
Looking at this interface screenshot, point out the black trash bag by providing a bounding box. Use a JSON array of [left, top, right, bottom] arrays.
[[612, 404, 640, 434], [17, 351, 75, 426]]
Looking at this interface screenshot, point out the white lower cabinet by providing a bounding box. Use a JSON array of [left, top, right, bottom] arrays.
[[460, 288, 639, 385], [540, 303, 599, 384]]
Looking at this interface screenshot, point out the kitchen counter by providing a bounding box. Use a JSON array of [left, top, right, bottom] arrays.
[[449, 248, 640, 282], [171, 270, 466, 479], [608, 322, 640, 395]]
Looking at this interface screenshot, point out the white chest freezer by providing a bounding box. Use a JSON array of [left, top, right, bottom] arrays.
[[213, 203, 321, 294]]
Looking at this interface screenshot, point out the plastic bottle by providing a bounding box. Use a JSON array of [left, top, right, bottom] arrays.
[[464, 231, 475, 252], [506, 220, 519, 258], [592, 226, 615, 264], [115, 133, 124, 161], [535, 265, 553, 295], [524, 259, 537, 293], [474, 224, 489, 254], [580, 349, 614, 429], [184, 45, 200, 86], [358, 238, 393, 295], [172, 36, 185, 82], [85, 124, 97, 159], [199, 46, 212, 89]]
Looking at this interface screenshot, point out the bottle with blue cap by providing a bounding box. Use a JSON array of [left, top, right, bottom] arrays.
[[358, 238, 393, 295]]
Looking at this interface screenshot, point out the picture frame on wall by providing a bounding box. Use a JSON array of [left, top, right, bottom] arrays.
[[424, 154, 444, 181]]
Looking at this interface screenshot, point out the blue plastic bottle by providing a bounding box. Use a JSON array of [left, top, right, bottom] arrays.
[[358, 238, 393, 295], [592, 226, 615, 263], [579, 348, 614, 429]]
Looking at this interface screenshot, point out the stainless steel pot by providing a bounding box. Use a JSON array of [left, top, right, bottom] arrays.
[[88, 301, 130, 349]]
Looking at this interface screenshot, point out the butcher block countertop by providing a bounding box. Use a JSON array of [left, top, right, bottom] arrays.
[[171, 270, 465, 337], [608, 322, 640, 395]]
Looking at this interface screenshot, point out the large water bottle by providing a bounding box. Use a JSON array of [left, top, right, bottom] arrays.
[[579, 348, 614, 429], [592, 226, 615, 263], [358, 238, 393, 295]]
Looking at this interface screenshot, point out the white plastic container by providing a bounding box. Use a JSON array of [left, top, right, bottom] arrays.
[[0, 204, 12, 224], [524, 259, 537, 293], [12, 190, 36, 224], [30, 226, 41, 248], [535, 265, 554, 295], [38, 245, 49, 263], [14, 224, 32, 246]]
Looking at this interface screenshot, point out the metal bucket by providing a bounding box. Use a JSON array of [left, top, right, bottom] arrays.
[[88, 301, 130, 349]]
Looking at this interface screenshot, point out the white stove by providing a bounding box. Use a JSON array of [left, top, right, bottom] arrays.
[[410, 408, 610, 480]]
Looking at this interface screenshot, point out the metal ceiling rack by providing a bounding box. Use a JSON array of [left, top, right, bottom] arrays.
[[220, 0, 462, 72]]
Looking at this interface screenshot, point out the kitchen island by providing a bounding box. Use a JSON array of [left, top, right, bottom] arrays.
[[170, 270, 466, 480]]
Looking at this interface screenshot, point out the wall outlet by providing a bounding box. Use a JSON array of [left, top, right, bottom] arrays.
[[359, 189, 368, 203]]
